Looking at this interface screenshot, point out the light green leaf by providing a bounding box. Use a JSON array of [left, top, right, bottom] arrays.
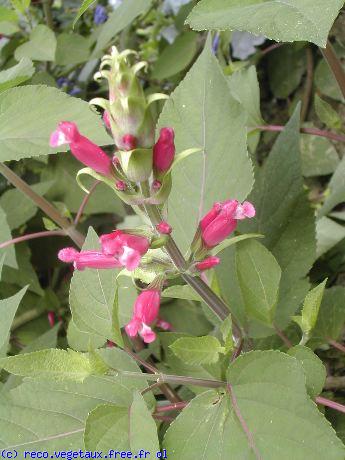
[[67, 319, 106, 352], [163, 351, 345, 459], [236, 239, 281, 325], [315, 54, 344, 101], [10, 0, 30, 13], [298, 280, 327, 336], [301, 134, 339, 177], [212, 233, 263, 255], [0, 57, 34, 93], [0, 286, 27, 358], [0, 6, 18, 22], [159, 40, 253, 252], [240, 106, 316, 334], [319, 156, 345, 217], [315, 95, 343, 130], [308, 287, 345, 349], [220, 315, 234, 353], [129, 392, 160, 454], [0, 181, 52, 229], [152, 31, 198, 80], [2, 348, 108, 382], [55, 33, 90, 66], [0, 206, 17, 268], [73, 0, 96, 27], [0, 85, 111, 162], [84, 404, 130, 451], [0, 21, 19, 34], [15, 25, 56, 62], [288, 345, 326, 398], [170, 336, 224, 365], [162, 284, 202, 302], [93, 0, 152, 55], [0, 348, 153, 452], [316, 217, 345, 257], [186, 0, 343, 47]]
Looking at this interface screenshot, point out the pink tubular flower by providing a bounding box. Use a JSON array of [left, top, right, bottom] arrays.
[[156, 221, 172, 235], [153, 127, 175, 172], [103, 111, 111, 129], [100, 230, 150, 271], [201, 200, 255, 248], [125, 290, 161, 343], [50, 121, 112, 176], [195, 256, 220, 271], [58, 247, 121, 271], [121, 134, 137, 151]]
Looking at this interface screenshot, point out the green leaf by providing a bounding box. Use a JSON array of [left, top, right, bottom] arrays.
[[0, 286, 27, 358], [308, 287, 345, 348], [314, 95, 343, 130], [84, 404, 130, 450], [129, 392, 160, 454], [160, 299, 212, 336], [316, 217, 345, 257], [220, 315, 234, 353], [159, 39, 253, 252], [162, 284, 202, 302], [319, 156, 345, 217], [0, 348, 153, 452], [69, 228, 132, 346], [0, 206, 17, 268], [152, 31, 198, 80], [240, 105, 316, 334], [163, 351, 345, 459], [268, 44, 306, 98], [0, 21, 19, 35], [10, 0, 30, 13], [55, 33, 90, 66], [212, 233, 263, 255], [73, 0, 96, 28], [236, 239, 281, 325], [0, 181, 52, 229], [2, 348, 108, 382], [0, 57, 34, 93], [0, 85, 111, 162], [67, 319, 106, 352], [288, 345, 326, 398], [170, 336, 224, 365], [301, 134, 339, 177], [93, 0, 152, 55], [14, 25, 56, 62], [298, 280, 327, 336], [315, 54, 344, 101], [0, 6, 18, 22], [186, 0, 343, 47]]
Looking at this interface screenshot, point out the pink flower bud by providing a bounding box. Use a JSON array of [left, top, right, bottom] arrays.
[[156, 318, 172, 331], [47, 311, 55, 328], [201, 200, 255, 248], [115, 180, 127, 191], [153, 127, 175, 172], [152, 180, 162, 191], [58, 247, 121, 271], [100, 230, 149, 271], [107, 340, 115, 347], [195, 256, 220, 271], [125, 289, 160, 343], [121, 134, 137, 151], [103, 111, 111, 129], [50, 121, 112, 176], [156, 221, 172, 235]]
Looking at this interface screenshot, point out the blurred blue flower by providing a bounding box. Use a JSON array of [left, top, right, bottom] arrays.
[[231, 31, 265, 60], [56, 77, 69, 88], [94, 5, 108, 25], [69, 86, 82, 96]]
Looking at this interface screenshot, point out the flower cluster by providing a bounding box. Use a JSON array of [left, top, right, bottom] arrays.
[[52, 46, 256, 345]]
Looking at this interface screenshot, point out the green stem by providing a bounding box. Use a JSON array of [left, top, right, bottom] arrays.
[[0, 163, 84, 249], [320, 40, 345, 100], [42, 0, 54, 30]]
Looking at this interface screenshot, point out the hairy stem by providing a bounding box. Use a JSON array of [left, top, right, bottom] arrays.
[[74, 180, 100, 225], [320, 40, 345, 100], [254, 125, 345, 143], [316, 396, 345, 414], [155, 401, 188, 413], [0, 230, 66, 250], [0, 163, 84, 248], [301, 47, 314, 122]]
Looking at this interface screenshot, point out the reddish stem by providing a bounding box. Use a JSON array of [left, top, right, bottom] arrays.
[[254, 125, 345, 143], [316, 396, 345, 414], [0, 230, 66, 250], [155, 401, 188, 413], [260, 43, 283, 56], [320, 40, 345, 100], [328, 339, 345, 354], [74, 180, 100, 225], [273, 323, 293, 348]]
